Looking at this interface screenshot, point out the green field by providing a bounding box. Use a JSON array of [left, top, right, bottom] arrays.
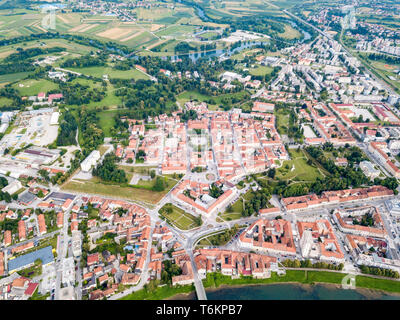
[[67, 66, 150, 80], [219, 190, 254, 221], [0, 72, 33, 84], [278, 24, 302, 39], [13, 79, 59, 96], [159, 203, 201, 230], [354, 52, 400, 94], [203, 269, 400, 294], [0, 97, 13, 107], [67, 81, 123, 110], [275, 149, 325, 182], [121, 268, 400, 300], [120, 283, 195, 300], [177, 90, 250, 110], [249, 65, 274, 76], [97, 109, 120, 137], [275, 108, 290, 135], [62, 176, 178, 206]]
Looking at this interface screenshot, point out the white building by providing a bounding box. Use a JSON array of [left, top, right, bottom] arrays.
[[71, 231, 82, 258], [59, 286, 76, 300], [2, 180, 22, 195], [220, 71, 251, 84], [62, 257, 76, 286], [0, 123, 8, 134], [50, 112, 59, 125], [81, 150, 101, 172], [299, 229, 313, 258], [386, 199, 400, 215]]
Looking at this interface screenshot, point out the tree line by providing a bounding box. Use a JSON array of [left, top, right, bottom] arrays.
[[93, 153, 127, 184]]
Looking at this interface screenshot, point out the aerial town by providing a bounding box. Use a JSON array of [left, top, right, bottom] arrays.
[[0, 0, 400, 302]]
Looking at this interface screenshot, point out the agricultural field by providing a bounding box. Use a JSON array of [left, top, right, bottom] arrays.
[[0, 71, 33, 85], [0, 38, 95, 60], [195, 0, 286, 19], [0, 9, 47, 39]]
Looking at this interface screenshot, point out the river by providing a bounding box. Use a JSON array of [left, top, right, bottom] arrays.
[[173, 283, 400, 300]]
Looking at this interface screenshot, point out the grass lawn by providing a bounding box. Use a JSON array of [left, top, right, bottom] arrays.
[[120, 284, 195, 300], [176, 90, 250, 110], [0, 71, 33, 84], [62, 176, 177, 205], [98, 145, 110, 157], [203, 270, 308, 288], [220, 189, 257, 221], [120, 269, 400, 299], [97, 109, 121, 136], [159, 203, 201, 230], [357, 53, 400, 94], [203, 270, 400, 295], [355, 275, 400, 294], [18, 262, 42, 279], [13, 79, 59, 96], [275, 108, 290, 135], [219, 211, 243, 221], [276, 149, 324, 182], [176, 90, 218, 109], [369, 60, 400, 92], [0, 97, 13, 107], [278, 24, 302, 40], [249, 65, 273, 76], [67, 66, 150, 80], [220, 200, 244, 221], [118, 165, 157, 175], [29, 291, 50, 300], [67, 81, 123, 110]]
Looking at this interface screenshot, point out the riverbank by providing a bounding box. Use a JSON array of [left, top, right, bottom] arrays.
[[171, 270, 400, 300], [203, 282, 400, 300], [170, 281, 400, 300], [214, 270, 400, 292], [119, 283, 195, 300], [119, 270, 400, 300]]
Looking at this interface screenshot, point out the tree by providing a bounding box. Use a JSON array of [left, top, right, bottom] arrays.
[[92, 154, 127, 183], [267, 168, 276, 179], [152, 177, 166, 192]]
